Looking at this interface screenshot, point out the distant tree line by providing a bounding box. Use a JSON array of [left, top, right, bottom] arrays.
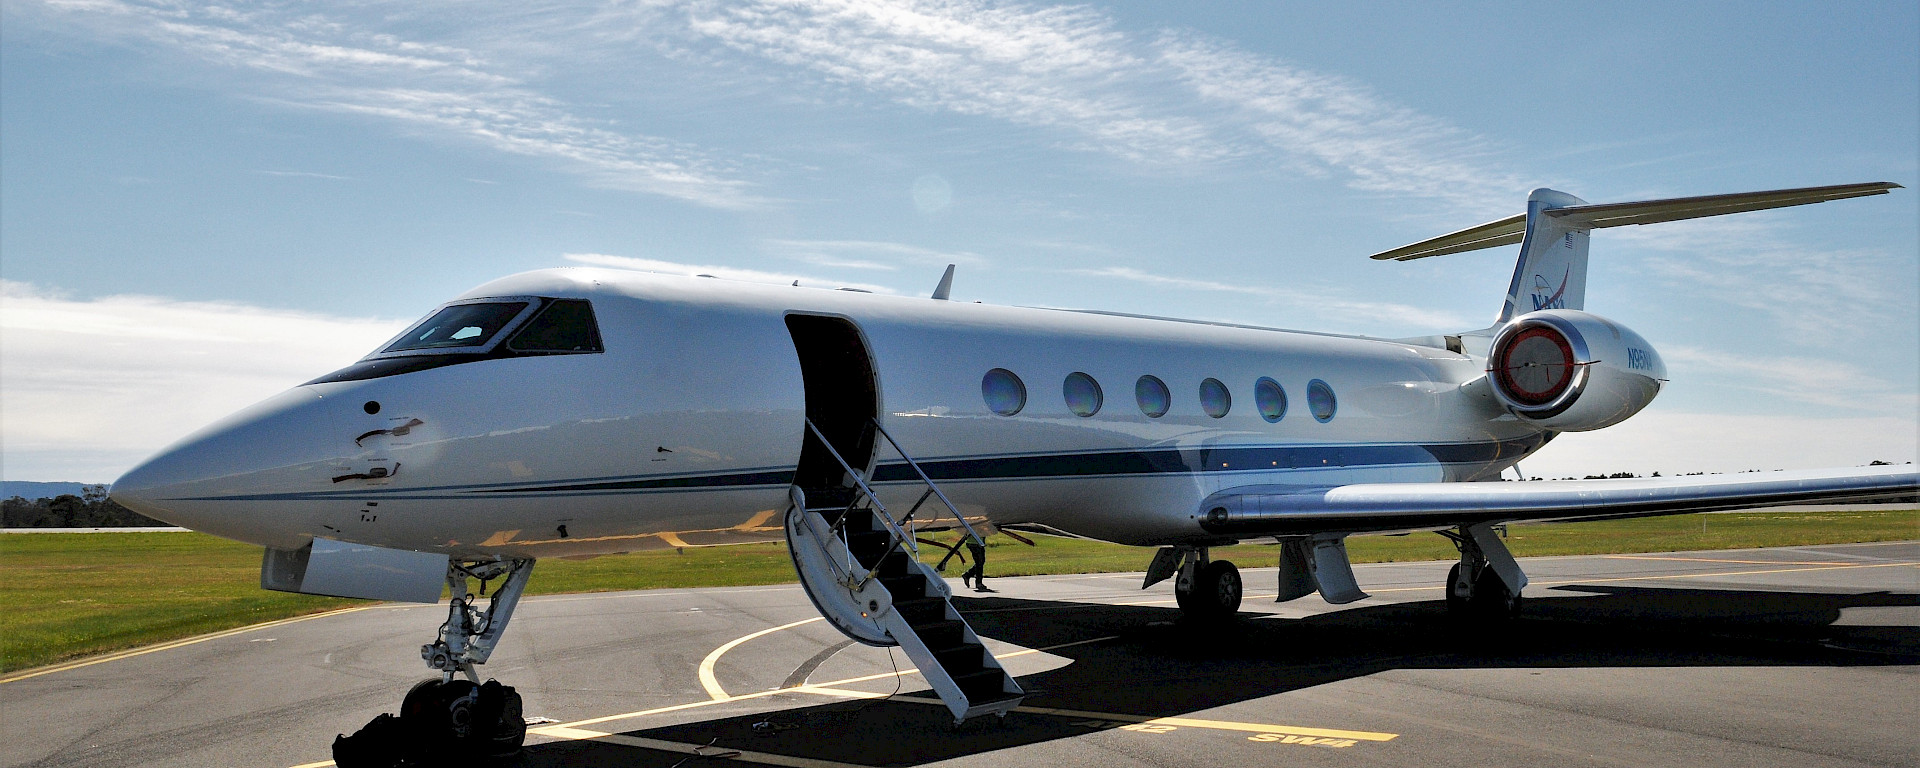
[[2, 485, 166, 528]]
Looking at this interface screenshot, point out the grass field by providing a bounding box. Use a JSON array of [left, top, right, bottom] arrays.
[[3, 507, 1914, 674]]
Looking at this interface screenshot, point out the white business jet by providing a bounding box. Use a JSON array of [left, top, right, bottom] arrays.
[[112, 182, 1916, 749]]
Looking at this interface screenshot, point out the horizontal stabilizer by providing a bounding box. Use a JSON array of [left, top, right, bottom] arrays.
[[1371, 182, 1900, 261]]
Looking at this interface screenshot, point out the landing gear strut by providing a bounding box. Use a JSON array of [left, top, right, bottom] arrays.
[[1438, 524, 1525, 619], [334, 558, 534, 766], [1171, 547, 1242, 619]]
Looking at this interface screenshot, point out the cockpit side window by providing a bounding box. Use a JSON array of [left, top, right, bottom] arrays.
[[382, 302, 529, 353], [507, 299, 603, 354]]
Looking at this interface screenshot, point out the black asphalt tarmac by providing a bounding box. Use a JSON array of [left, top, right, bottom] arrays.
[[5, 542, 1916, 768]]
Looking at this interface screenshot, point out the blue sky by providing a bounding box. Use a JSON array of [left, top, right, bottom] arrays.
[[2, 0, 1915, 482]]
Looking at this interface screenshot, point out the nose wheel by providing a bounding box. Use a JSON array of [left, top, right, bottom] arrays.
[[334, 558, 536, 766], [399, 678, 526, 755]]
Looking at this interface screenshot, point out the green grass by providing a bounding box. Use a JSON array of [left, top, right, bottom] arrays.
[[4, 507, 1913, 673]]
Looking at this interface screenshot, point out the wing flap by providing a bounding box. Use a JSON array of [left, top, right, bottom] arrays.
[[1199, 466, 1916, 538]]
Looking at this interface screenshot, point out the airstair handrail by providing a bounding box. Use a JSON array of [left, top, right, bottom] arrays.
[[802, 419, 917, 590], [867, 419, 987, 551]]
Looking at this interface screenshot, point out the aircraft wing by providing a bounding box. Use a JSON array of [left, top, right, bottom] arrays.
[[1198, 465, 1917, 538]]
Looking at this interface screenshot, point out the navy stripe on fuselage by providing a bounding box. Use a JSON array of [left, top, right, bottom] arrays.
[[170, 436, 1545, 502], [869, 437, 1544, 483]]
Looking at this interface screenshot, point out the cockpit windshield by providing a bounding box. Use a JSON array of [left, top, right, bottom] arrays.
[[382, 302, 529, 353]]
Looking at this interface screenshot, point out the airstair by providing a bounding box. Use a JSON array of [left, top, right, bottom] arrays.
[[784, 419, 1024, 724]]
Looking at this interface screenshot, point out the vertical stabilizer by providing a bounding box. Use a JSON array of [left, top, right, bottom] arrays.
[[1498, 189, 1590, 323]]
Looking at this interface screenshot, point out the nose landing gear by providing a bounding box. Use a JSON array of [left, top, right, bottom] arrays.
[[333, 558, 535, 767]]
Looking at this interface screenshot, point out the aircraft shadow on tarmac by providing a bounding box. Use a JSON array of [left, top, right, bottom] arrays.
[[497, 585, 1918, 767]]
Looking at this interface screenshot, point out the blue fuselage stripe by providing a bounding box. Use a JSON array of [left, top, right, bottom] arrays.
[[174, 436, 1545, 502]]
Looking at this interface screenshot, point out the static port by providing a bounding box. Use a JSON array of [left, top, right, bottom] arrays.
[[363, 401, 381, 415]]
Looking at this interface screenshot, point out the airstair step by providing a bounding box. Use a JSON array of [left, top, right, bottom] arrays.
[[929, 644, 987, 676], [844, 530, 890, 558], [950, 670, 1010, 703], [878, 573, 926, 598], [914, 619, 966, 649], [892, 596, 948, 625], [874, 550, 913, 577]]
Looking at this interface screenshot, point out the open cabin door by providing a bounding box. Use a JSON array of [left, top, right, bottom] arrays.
[[784, 314, 879, 490], [780, 314, 1026, 723]]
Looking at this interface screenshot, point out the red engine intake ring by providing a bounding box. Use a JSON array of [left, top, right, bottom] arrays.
[[1487, 316, 1592, 419]]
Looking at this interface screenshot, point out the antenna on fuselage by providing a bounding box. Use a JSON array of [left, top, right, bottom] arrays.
[[931, 264, 956, 300]]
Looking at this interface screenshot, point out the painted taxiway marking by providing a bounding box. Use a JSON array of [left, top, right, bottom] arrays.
[[700, 617, 826, 699], [1604, 554, 1916, 566], [0, 605, 380, 685], [792, 688, 1396, 743], [1365, 560, 1919, 594]]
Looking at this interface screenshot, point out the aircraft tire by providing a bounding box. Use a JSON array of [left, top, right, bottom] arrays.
[[1469, 568, 1522, 619], [1444, 563, 1468, 614], [1180, 560, 1242, 619]]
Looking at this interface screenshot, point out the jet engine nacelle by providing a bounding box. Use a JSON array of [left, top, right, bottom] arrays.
[[1485, 309, 1665, 432]]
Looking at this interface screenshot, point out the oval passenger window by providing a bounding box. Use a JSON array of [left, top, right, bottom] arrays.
[[1308, 379, 1337, 422], [1255, 377, 1287, 423], [1135, 375, 1170, 418], [1063, 372, 1103, 417], [982, 368, 1027, 416], [1199, 378, 1231, 418]]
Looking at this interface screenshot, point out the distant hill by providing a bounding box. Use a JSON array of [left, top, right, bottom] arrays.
[[1, 481, 95, 500]]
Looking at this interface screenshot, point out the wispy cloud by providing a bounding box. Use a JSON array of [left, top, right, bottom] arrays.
[[31, 0, 1528, 212], [1064, 265, 1470, 331], [0, 280, 408, 480], [1661, 345, 1916, 414], [675, 0, 1521, 211], [761, 238, 989, 270], [29, 0, 760, 208], [563, 253, 898, 294], [256, 169, 350, 180], [1153, 33, 1524, 213], [1613, 213, 1912, 339]]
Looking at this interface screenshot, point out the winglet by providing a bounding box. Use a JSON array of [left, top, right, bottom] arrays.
[[930, 264, 956, 300]]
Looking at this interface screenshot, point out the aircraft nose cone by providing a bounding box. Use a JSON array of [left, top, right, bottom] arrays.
[[110, 387, 335, 547]]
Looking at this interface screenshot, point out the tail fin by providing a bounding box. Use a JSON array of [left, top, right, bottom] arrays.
[[1368, 181, 1901, 324], [1500, 189, 1589, 323]]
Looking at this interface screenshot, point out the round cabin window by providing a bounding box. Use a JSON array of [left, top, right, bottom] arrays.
[[1308, 379, 1337, 422], [1199, 378, 1231, 419], [1135, 375, 1170, 418], [1063, 372, 1103, 417], [981, 368, 1027, 416], [1255, 377, 1287, 423]]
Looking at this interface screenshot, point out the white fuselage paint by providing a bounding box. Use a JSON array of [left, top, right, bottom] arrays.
[[114, 268, 1546, 559]]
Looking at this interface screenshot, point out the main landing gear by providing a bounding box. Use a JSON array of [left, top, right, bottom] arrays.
[[1438, 524, 1527, 619], [1147, 546, 1242, 620], [333, 558, 534, 768]]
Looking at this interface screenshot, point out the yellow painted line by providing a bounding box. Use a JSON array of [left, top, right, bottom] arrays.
[[1, 605, 381, 684], [1604, 554, 1918, 566], [288, 761, 334, 768], [699, 617, 825, 700], [787, 689, 1396, 742], [1365, 560, 1919, 594], [531, 726, 865, 768]]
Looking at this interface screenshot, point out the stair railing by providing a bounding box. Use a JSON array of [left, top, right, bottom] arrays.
[[866, 418, 987, 552], [801, 419, 917, 591]]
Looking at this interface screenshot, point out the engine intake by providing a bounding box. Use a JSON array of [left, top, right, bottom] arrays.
[[1486, 310, 1665, 432]]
